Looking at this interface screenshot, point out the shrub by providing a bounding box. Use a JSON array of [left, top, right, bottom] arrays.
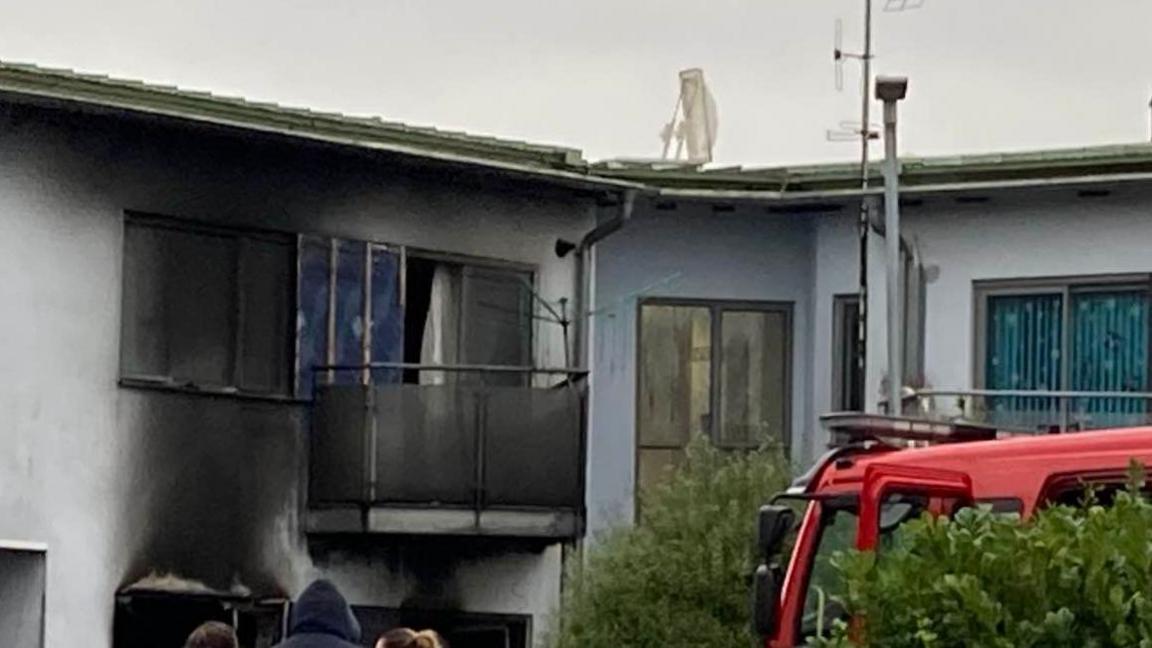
[[816, 465, 1152, 647], [550, 437, 792, 648]]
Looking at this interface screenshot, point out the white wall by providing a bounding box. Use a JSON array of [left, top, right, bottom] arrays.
[[903, 188, 1152, 393], [808, 188, 1152, 421], [0, 101, 595, 647], [587, 201, 819, 537]]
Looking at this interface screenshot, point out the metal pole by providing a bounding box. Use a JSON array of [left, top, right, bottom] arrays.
[[878, 79, 907, 415], [855, 0, 873, 412]]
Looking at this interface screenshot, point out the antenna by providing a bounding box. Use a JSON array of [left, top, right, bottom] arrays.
[[828, 0, 926, 149], [827, 12, 877, 145], [827, 120, 881, 143], [826, 0, 925, 415], [660, 69, 719, 164]]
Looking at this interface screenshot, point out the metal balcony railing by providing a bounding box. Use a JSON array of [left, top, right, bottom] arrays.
[[306, 363, 587, 538], [908, 388, 1152, 433]]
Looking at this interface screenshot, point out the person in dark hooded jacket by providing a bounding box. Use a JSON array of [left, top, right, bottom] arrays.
[[274, 579, 362, 648]]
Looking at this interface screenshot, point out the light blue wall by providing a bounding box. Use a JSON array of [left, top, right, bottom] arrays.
[[586, 200, 819, 537]]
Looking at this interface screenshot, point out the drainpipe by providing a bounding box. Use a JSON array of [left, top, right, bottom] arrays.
[[563, 190, 637, 369], [876, 76, 908, 415]]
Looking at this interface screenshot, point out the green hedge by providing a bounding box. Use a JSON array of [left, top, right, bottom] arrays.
[[550, 438, 791, 648], [816, 465, 1152, 647]]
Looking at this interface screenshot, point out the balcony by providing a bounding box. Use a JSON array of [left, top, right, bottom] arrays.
[[305, 364, 586, 539]]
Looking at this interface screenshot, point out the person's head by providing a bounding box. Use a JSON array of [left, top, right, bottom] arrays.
[[183, 621, 238, 648], [375, 627, 447, 648], [289, 579, 361, 642]]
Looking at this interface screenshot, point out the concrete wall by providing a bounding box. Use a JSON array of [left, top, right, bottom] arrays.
[[586, 201, 819, 536], [0, 101, 596, 647]]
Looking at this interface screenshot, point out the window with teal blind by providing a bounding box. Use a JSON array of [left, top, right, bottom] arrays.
[[983, 282, 1150, 429]]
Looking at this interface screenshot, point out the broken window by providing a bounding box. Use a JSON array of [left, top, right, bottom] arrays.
[[121, 215, 533, 400], [113, 589, 286, 648], [353, 606, 531, 648], [296, 243, 531, 395], [120, 215, 293, 395], [636, 300, 792, 499], [402, 255, 533, 386], [296, 237, 403, 396]]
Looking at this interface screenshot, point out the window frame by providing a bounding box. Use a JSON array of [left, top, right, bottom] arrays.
[[832, 294, 863, 412], [972, 273, 1152, 392], [405, 249, 537, 372], [633, 297, 793, 508], [120, 212, 544, 401], [300, 240, 541, 395], [0, 540, 47, 648], [119, 212, 297, 398]]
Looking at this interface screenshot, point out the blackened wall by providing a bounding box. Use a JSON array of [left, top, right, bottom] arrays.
[[0, 99, 594, 648]]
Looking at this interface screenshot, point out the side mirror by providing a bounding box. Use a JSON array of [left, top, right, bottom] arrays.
[[757, 505, 795, 561], [752, 564, 779, 636]]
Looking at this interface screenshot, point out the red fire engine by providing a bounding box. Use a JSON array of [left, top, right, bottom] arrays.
[[752, 413, 1152, 647]]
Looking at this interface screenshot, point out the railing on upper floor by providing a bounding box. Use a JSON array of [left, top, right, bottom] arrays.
[[907, 388, 1152, 433], [304, 362, 588, 539]]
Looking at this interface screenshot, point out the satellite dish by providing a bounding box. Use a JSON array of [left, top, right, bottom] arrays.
[[660, 68, 719, 164]]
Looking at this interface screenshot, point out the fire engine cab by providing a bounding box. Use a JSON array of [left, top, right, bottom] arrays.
[[752, 413, 1152, 647]]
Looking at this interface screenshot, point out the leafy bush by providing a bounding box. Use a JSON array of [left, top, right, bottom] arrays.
[[816, 466, 1152, 647], [550, 437, 791, 648]]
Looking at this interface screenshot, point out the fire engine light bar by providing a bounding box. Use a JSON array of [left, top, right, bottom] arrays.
[[821, 412, 1005, 446]]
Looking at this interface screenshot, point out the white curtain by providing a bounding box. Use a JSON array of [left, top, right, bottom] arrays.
[[420, 264, 460, 384]]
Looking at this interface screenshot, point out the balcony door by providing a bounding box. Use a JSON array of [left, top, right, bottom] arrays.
[[635, 299, 791, 499]]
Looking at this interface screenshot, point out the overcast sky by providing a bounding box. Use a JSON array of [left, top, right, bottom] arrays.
[[3, 0, 1151, 166]]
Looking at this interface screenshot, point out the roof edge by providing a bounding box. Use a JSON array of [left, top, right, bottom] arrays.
[[0, 62, 640, 191]]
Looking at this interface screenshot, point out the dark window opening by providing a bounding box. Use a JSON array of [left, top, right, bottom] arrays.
[[112, 591, 286, 648], [121, 216, 294, 396], [0, 547, 45, 648], [403, 256, 437, 384], [832, 295, 864, 412], [1043, 471, 1152, 509], [352, 606, 530, 648], [976, 498, 1025, 516]]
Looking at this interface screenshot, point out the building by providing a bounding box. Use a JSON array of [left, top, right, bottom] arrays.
[[585, 146, 1152, 534], [0, 62, 638, 648], [5, 60, 1152, 648]]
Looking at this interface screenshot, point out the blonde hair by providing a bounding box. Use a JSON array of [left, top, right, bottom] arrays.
[[183, 621, 238, 648], [375, 627, 446, 648]]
